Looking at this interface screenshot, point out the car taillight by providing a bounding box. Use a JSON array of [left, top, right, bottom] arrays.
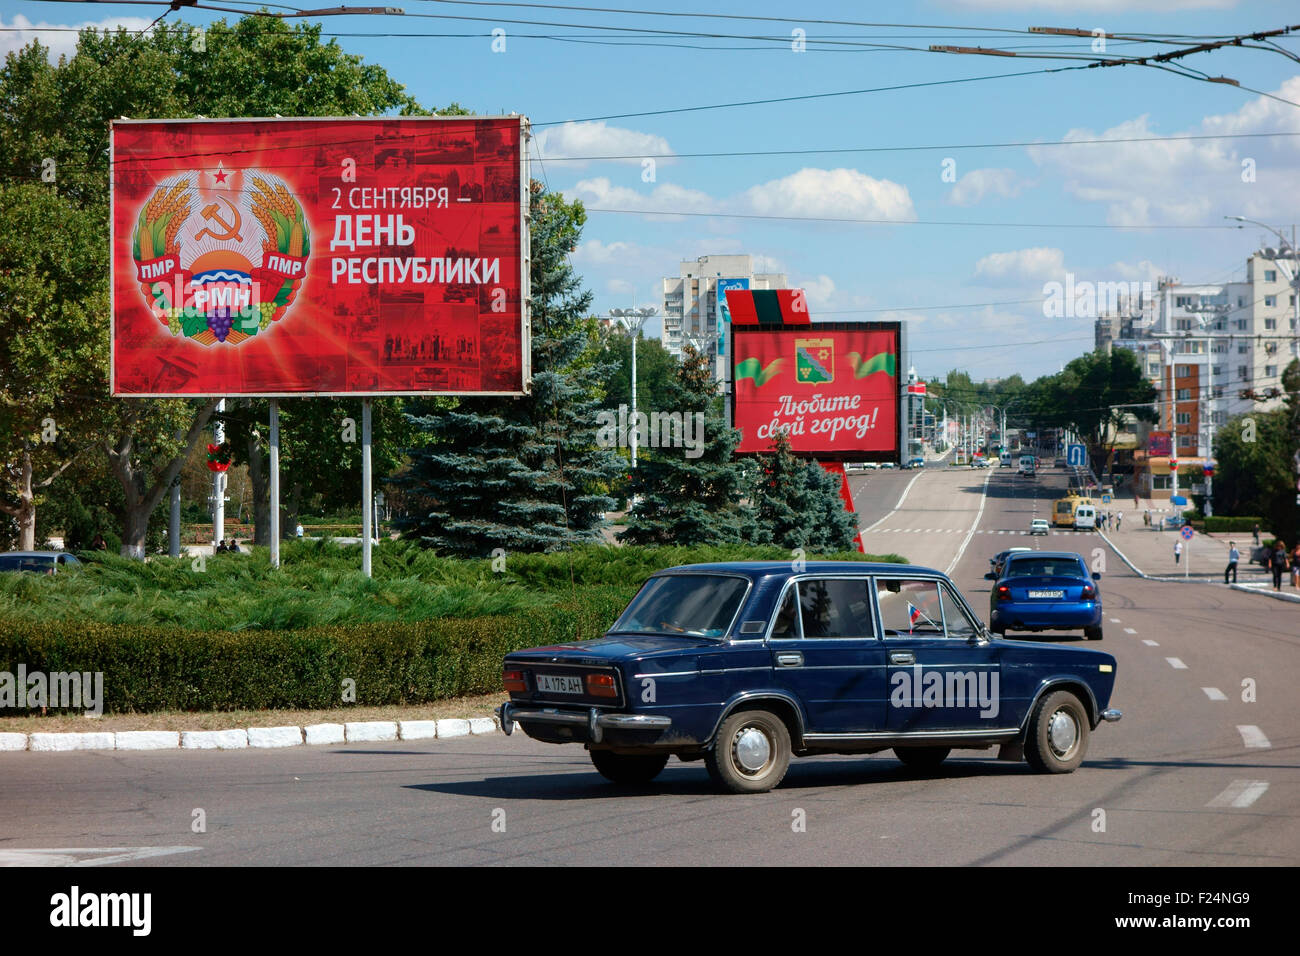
[[502, 668, 527, 693], [996, 585, 1012, 601], [586, 673, 618, 698], [1081, 585, 1096, 600]]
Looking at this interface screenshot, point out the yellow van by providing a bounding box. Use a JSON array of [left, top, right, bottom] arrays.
[[1053, 494, 1092, 528]]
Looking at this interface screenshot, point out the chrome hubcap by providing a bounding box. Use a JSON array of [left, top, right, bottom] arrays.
[[734, 727, 771, 773], [1048, 710, 1078, 756]]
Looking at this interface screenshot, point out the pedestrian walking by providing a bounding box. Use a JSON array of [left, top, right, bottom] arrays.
[[1174, 539, 1182, 565], [1116, 512, 1123, 531], [1224, 541, 1239, 584], [1292, 543, 1300, 589], [1253, 522, 1261, 545], [1268, 542, 1288, 591]]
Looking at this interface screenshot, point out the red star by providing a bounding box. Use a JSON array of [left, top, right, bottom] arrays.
[[213, 168, 228, 184]]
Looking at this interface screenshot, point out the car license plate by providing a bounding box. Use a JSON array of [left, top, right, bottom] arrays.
[[536, 674, 584, 695], [1028, 589, 1064, 599]]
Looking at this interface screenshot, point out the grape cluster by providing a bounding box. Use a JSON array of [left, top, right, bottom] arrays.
[[259, 301, 277, 331], [207, 308, 234, 342], [167, 308, 182, 336]]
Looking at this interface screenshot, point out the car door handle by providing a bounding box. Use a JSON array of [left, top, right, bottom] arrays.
[[889, 652, 915, 665], [775, 652, 804, 667]]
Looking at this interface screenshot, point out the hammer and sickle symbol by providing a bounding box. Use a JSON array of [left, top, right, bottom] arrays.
[[196, 195, 243, 242]]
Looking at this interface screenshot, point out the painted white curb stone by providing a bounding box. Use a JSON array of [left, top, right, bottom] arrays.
[[30, 732, 115, 752], [469, 717, 496, 735], [182, 729, 248, 750], [115, 731, 180, 751], [436, 718, 471, 739], [304, 723, 345, 746], [399, 720, 439, 741], [247, 726, 303, 748], [0, 733, 29, 751], [345, 721, 397, 743]]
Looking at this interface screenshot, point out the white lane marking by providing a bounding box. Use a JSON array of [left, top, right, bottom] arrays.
[[1109, 618, 1121, 623], [1237, 725, 1271, 749], [1166, 657, 1188, 669], [1207, 780, 1270, 808], [1142, 639, 1159, 646], [1124, 627, 1137, 634], [0, 846, 202, 867], [861, 469, 926, 532], [946, 468, 993, 576], [1202, 687, 1227, 701]]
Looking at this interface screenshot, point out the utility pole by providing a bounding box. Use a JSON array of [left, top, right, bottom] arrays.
[[611, 307, 658, 468]]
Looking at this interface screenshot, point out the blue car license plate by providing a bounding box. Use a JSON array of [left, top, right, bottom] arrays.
[[1027, 589, 1064, 599]]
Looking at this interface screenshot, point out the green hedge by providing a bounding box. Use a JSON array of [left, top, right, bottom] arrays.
[[1196, 516, 1264, 533], [0, 591, 633, 714]]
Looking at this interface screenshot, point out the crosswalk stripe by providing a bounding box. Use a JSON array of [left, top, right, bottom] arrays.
[[1237, 725, 1271, 748], [1142, 639, 1159, 646], [1202, 687, 1227, 701], [1166, 657, 1188, 669], [1123, 627, 1137, 634], [1207, 780, 1269, 808]]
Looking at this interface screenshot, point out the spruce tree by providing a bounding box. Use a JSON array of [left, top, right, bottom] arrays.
[[619, 347, 757, 546], [750, 433, 859, 552], [394, 185, 624, 556]]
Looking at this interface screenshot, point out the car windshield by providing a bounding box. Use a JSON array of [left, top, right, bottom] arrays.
[[0, 554, 55, 572], [612, 574, 748, 638], [1005, 558, 1084, 579]]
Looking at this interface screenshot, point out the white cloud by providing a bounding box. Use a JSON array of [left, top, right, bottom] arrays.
[[797, 275, 837, 308], [741, 168, 915, 221], [751, 254, 785, 275], [1030, 77, 1300, 226], [0, 15, 157, 61], [947, 168, 1028, 206], [534, 121, 674, 169], [974, 247, 1066, 284], [572, 176, 715, 220], [605, 278, 635, 296], [1109, 259, 1166, 284]]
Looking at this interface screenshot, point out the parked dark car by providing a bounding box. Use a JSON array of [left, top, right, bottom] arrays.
[[498, 562, 1122, 793], [0, 551, 82, 574], [988, 551, 1103, 640]]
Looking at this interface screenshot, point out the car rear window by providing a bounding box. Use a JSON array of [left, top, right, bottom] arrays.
[[1005, 557, 1085, 579], [612, 574, 748, 638]]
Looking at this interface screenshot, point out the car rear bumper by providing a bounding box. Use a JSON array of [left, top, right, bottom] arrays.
[[990, 603, 1101, 630], [497, 702, 672, 746]]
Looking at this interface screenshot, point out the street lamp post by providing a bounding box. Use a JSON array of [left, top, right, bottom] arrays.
[[609, 307, 657, 468]]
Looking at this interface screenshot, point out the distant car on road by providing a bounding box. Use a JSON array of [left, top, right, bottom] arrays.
[[881, 461, 897, 469], [906, 456, 925, 469], [1054, 458, 1067, 468], [988, 546, 1033, 578], [989, 551, 1104, 640], [1030, 518, 1050, 535], [1018, 455, 1037, 476], [499, 561, 1122, 792], [1073, 504, 1097, 531], [0, 551, 82, 574]]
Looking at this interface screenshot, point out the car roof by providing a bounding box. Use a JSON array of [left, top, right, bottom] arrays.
[[657, 560, 947, 581], [1, 551, 68, 558], [1006, 551, 1083, 561]]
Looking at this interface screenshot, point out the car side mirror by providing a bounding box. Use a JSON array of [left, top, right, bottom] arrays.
[[1092, 571, 1101, 580]]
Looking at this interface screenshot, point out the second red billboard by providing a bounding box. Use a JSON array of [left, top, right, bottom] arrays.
[[732, 323, 901, 459]]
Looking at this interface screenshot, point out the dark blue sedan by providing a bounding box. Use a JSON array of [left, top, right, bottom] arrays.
[[988, 551, 1103, 640], [498, 562, 1121, 793]]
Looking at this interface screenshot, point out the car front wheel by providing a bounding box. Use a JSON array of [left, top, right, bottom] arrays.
[[705, 709, 791, 794], [589, 750, 669, 785], [1024, 690, 1090, 773]]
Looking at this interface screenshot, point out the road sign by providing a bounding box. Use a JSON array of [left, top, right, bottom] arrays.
[[1066, 443, 1087, 467], [1180, 525, 1194, 541], [1170, 494, 1188, 506], [1101, 493, 1112, 504]]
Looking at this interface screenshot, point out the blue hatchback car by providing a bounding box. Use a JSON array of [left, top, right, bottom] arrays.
[[987, 551, 1103, 640], [498, 562, 1121, 793]]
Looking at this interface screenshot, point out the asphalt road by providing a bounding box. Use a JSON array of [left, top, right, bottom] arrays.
[[1, 463, 1295, 866]]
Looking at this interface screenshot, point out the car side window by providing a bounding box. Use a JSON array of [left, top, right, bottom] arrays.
[[794, 578, 875, 639], [939, 585, 980, 640], [770, 585, 800, 639], [877, 578, 944, 637]]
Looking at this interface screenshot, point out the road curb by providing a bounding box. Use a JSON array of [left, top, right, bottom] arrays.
[[0, 714, 503, 754], [1098, 529, 1297, 593]]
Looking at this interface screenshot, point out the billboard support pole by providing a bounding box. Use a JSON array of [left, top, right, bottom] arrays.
[[213, 398, 226, 546], [362, 398, 373, 579], [269, 400, 281, 568]]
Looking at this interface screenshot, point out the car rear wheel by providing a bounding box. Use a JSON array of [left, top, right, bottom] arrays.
[[894, 746, 950, 771], [1025, 690, 1090, 773], [1084, 625, 1103, 640], [589, 750, 669, 785], [705, 709, 791, 794]]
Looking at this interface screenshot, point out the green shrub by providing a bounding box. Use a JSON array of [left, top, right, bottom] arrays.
[[1199, 516, 1265, 534]]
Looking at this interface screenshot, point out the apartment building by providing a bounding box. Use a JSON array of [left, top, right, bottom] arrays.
[[660, 255, 788, 373]]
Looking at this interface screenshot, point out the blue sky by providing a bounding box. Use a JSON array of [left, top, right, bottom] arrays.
[[5, 0, 1300, 382]]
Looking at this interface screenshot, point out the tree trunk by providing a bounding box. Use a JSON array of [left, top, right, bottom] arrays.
[[285, 480, 304, 537], [245, 432, 271, 546], [0, 449, 37, 550]]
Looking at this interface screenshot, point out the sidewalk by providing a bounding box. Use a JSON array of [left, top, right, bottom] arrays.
[[1096, 500, 1300, 603]]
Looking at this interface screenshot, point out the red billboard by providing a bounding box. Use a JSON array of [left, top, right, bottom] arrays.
[[1148, 431, 1172, 457], [110, 117, 529, 396], [732, 322, 901, 459]]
